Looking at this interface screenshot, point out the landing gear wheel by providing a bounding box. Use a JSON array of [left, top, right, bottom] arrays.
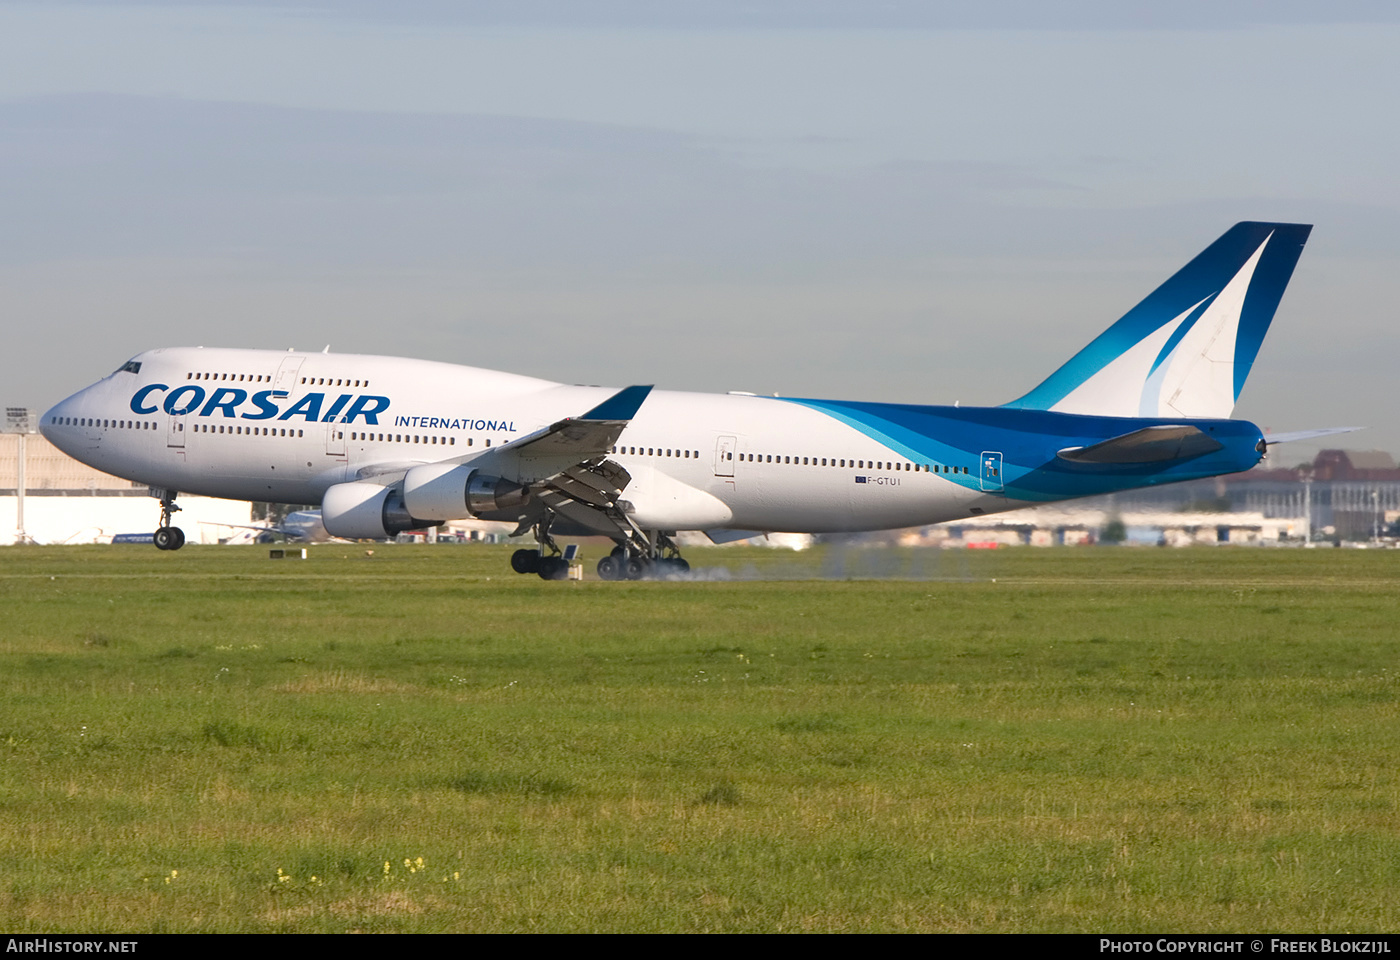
[[537, 556, 570, 581], [625, 556, 651, 581], [510, 549, 540, 575], [154, 490, 184, 550], [154, 526, 185, 551], [596, 555, 623, 581]]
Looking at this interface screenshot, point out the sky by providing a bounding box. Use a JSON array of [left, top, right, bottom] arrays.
[[3, 1, 1398, 463]]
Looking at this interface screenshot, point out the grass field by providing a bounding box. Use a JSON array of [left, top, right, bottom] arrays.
[[1, 542, 1397, 932]]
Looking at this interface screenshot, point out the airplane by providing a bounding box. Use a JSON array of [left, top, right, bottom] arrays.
[[268, 509, 331, 543], [40, 221, 1346, 580], [215, 509, 334, 543]]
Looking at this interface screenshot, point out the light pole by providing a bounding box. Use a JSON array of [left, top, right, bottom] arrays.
[[4, 407, 36, 545], [1302, 475, 1312, 544], [1373, 487, 1382, 544]]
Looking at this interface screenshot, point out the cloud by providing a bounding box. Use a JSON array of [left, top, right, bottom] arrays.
[[0, 93, 1108, 271], [5, 90, 1396, 456], [15, 1, 1397, 31]]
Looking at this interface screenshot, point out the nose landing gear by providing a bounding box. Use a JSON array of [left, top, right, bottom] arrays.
[[153, 490, 186, 551]]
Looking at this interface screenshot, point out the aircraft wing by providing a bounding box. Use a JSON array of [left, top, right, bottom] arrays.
[[353, 384, 652, 485], [488, 384, 651, 469], [490, 386, 652, 538], [205, 519, 341, 543], [350, 385, 653, 541]]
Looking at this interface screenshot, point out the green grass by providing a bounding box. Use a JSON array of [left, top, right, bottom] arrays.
[[0, 542, 1397, 931]]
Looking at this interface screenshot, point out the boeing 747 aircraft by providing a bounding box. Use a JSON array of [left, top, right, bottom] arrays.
[[42, 222, 1337, 579]]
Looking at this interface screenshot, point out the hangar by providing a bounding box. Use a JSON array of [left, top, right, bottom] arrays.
[[0, 433, 251, 545]]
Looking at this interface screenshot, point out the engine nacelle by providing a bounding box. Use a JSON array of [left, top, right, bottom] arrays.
[[321, 481, 430, 539], [402, 463, 530, 521]]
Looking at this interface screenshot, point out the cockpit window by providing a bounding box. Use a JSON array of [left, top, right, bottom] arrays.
[[116, 360, 142, 374]]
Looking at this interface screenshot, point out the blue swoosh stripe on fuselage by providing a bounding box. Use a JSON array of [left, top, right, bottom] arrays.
[[780, 398, 1263, 502]]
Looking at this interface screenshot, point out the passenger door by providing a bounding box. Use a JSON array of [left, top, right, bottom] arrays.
[[714, 435, 736, 477], [980, 451, 1004, 493]]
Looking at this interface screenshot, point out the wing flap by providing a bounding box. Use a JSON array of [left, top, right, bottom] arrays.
[[561, 460, 630, 495], [534, 487, 630, 534]]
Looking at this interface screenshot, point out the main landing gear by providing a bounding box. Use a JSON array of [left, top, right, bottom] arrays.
[[505, 518, 691, 581], [594, 534, 689, 582], [153, 490, 186, 551], [509, 514, 571, 580], [510, 548, 570, 581]]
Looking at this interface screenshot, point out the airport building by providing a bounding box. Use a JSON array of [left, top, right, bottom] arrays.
[[916, 506, 1299, 549], [907, 449, 1400, 548], [0, 433, 253, 545], [3, 430, 1397, 548]]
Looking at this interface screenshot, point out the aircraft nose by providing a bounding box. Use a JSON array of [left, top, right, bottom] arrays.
[[38, 403, 60, 441], [40, 394, 86, 452]]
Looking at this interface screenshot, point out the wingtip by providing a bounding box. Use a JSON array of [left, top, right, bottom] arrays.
[[580, 384, 653, 421]]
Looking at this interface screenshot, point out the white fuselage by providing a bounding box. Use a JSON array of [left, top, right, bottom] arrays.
[[42, 347, 1001, 534]]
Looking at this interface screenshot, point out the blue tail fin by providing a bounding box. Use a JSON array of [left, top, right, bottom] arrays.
[[1004, 222, 1312, 418]]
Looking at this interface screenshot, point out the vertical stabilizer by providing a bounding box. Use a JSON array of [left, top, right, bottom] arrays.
[[1004, 222, 1311, 418]]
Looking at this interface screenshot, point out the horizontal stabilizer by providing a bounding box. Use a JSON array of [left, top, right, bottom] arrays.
[[1262, 426, 1365, 445], [1057, 424, 1224, 464]]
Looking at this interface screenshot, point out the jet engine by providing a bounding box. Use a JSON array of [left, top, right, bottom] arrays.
[[401, 463, 530, 521], [321, 481, 431, 540]]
